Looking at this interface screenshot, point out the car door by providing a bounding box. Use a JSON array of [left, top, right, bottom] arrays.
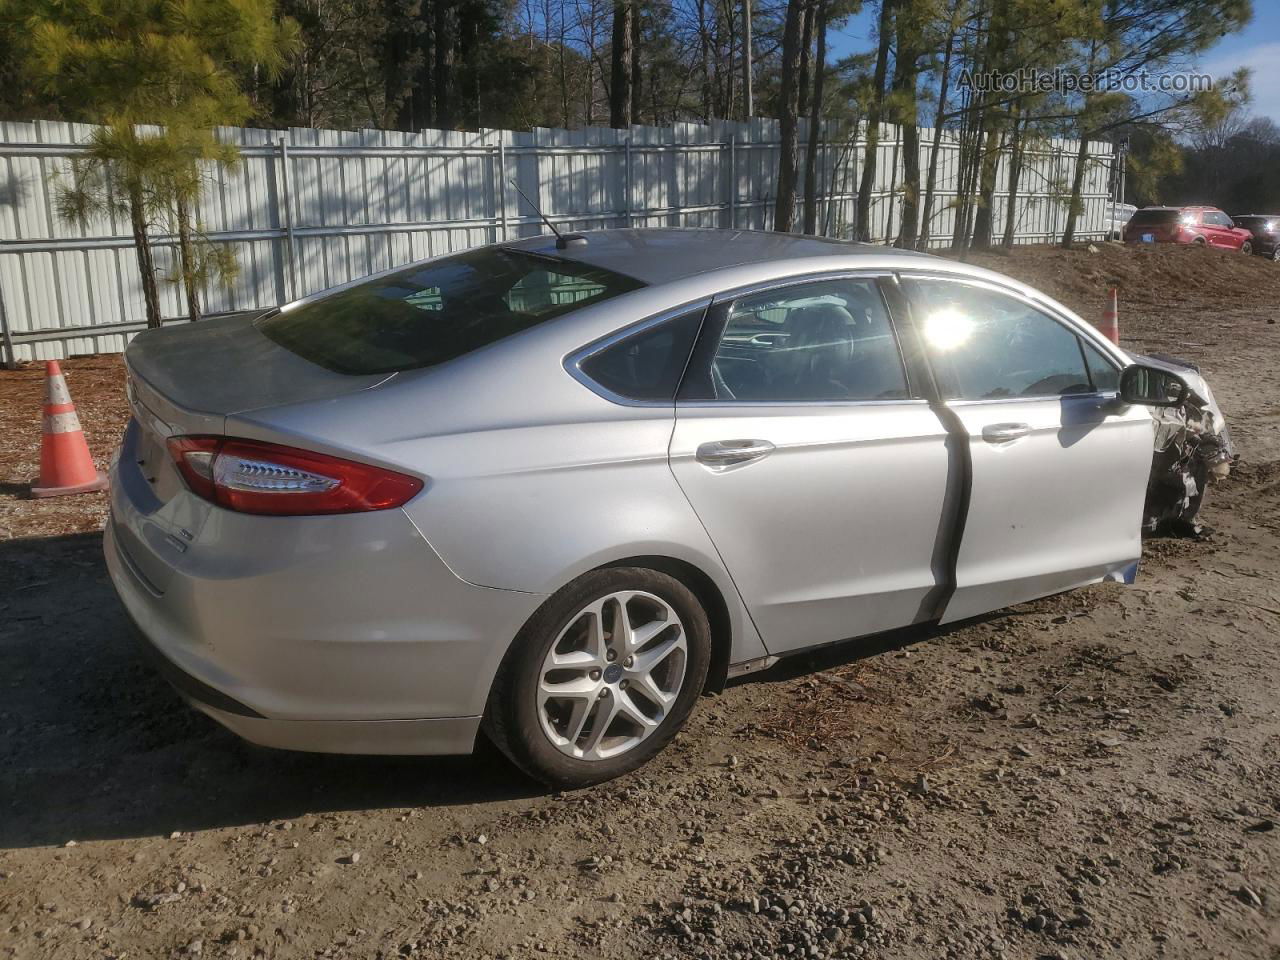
[[1205, 211, 1235, 248], [668, 274, 955, 655], [901, 275, 1154, 624]]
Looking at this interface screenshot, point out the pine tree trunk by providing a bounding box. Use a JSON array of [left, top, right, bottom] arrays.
[[802, 0, 827, 236], [176, 193, 201, 323], [1061, 133, 1090, 248], [610, 1, 633, 127], [433, 2, 454, 128], [698, 0, 712, 121], [128, 182, 161, 330], [891, 9, 920, 248], [950, 105, 977, 250], [741, 0, 753, 118], [855, 0, 895, 241], [971, 124, 1001, 249], [918, 9, 957, 249], [1002, 112, 1025, 249], [773, 0, 806, 233], [629, 4, 642, 123], [797, 1, 814, 120]]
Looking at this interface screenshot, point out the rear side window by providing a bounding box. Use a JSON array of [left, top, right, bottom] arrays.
[[578, 309, 705, 402], [905, 278, 1093, 400], [259, 248, 645, 375], [1129, 209, 1179, 226]]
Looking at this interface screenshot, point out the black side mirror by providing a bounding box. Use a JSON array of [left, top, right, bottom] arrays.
[[1119, 363, 1189, 408]]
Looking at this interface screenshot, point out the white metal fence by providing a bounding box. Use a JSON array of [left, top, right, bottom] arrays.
[[0, 118, 1113, 363]]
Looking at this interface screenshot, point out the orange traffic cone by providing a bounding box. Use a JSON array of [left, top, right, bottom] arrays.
[[30, 360, 109, 498], [1098, 288, 1120, 344]]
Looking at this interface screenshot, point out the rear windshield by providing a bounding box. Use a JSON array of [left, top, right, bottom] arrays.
[[1128, 209, 1180, 226], [259, 247, 646, 375]]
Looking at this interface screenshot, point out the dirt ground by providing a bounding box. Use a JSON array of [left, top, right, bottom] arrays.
[[1, 242, 1277, 960]]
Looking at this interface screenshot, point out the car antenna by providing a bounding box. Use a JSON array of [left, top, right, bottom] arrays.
[[508, 179, 588, 249]]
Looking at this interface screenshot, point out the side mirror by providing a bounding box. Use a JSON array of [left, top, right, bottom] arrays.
[[1119, 363, 1189, 408]]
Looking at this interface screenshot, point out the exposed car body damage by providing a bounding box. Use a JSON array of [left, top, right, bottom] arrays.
[[1131, 352, 1236, 537]]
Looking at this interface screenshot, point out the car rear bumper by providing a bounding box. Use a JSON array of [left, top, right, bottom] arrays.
[[121, 604, 482, 753], [192, 703, 482, 755], [104, 421, 544, 754]]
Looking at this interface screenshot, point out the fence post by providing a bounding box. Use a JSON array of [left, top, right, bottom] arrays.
[[278, 137, 299, 302], [496, 139, 509, 241], [727, 136, 737, 229], [0, 276, 16, 369], [624, 137, 633, 227]]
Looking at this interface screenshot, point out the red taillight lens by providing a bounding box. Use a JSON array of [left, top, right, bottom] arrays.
[[166, 436, 423, 516]]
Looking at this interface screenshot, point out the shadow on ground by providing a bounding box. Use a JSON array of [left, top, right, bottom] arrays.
[[0, 531, 989, 850], [0, 531, 548, 849]]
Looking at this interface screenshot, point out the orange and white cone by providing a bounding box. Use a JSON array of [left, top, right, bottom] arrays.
[[30, 360, 109, 498], [1098, 288, 1120, 344]]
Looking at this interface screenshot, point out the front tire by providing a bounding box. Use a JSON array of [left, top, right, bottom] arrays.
[[1241, 241, 1253, 255], [484, 567, 711, 788]]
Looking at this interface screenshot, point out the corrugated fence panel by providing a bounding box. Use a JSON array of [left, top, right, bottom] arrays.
[[0, 118, 1113, 362]]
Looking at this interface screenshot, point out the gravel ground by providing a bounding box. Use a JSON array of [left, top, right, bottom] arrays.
[[1, 242, 1277, 960]]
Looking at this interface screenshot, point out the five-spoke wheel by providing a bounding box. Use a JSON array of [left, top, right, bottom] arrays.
[[537, 590, 687, 761], [485, 568, 711, 787]]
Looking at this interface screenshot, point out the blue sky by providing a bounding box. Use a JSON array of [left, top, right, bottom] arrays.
[[825, 4, 1280, 125]]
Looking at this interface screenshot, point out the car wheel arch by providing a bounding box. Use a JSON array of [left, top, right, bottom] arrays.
[[598, 555, 734, 695], [485, 554, 736, 708]]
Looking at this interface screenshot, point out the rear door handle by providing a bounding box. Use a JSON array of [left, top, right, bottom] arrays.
[[696, 439, 775, 469], [982, 422, 1031, 443]]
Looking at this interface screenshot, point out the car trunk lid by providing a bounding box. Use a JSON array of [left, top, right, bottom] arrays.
[[122, 312, 392, 511]]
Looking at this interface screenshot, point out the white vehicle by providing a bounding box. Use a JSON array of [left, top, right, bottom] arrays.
[[1107, 202, 1138, 239]]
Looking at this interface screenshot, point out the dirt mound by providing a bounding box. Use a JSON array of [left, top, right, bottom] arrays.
[[961, 241, 1280, 317]]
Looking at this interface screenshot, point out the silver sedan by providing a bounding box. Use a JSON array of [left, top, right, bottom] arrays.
[[106, 228, 1192, 787]]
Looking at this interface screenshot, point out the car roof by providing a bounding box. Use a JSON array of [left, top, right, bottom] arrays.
[[501, 228, 935, 285]]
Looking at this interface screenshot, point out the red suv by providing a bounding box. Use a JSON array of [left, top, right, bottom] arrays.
[[1124, 205, 1254, 253]]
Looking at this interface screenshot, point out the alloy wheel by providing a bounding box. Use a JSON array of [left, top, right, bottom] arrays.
[[537, 590, 688, 761]]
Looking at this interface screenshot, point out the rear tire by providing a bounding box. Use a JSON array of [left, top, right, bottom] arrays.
[[1241, 241, 1253, 255], [484, 567, 711, 788]]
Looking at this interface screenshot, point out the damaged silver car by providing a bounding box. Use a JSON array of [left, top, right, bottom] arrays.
[[107, 228, 1236, 787]]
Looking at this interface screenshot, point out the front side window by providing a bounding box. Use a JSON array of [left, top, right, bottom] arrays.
[[683, 278, 909, 402], [905, 278, 1095, 401], [1081, 338, 1120, 393], [259, 248, 645, 375]]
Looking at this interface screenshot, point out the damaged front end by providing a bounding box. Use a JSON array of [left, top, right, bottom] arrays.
[[1131, 353, 1236, 537]]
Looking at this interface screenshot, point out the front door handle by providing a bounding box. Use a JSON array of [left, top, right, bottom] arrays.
[[696, 439, 775, 469], [982, 422, 1032, 443]]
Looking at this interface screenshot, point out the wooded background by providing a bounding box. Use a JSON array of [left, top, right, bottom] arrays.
[[0, 116, 1111, 362], [0, 0, 1267, 364]]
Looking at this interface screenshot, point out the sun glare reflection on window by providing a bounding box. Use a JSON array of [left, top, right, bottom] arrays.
[[923, 308, 975, 352]]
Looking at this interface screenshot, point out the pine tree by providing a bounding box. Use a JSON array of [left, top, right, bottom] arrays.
[[10, 0, 295, 326]]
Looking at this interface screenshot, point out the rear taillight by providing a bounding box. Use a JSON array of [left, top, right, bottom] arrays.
[[166, 436, 423, 516]]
